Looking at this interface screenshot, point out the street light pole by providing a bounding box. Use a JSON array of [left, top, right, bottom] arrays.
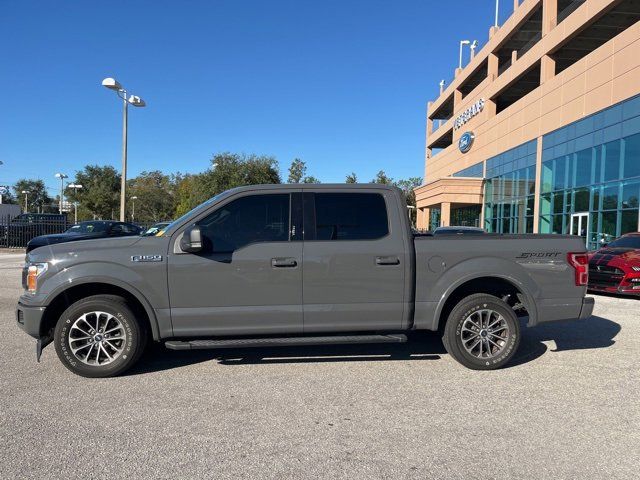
[[54, 173, 68, 214], [121, 97, 128, 223], [21, 190, 28, 212], [67, 184, 83, 224], [131, 196, 138, 222], [459, 40, 471, 69], [102, 78, 146, 222]]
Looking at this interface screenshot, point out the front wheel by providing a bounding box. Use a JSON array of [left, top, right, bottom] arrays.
[[54, 295, 147, 378], [442, 294, 520, 370]]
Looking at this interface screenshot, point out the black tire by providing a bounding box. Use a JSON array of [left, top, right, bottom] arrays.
[[54, 295, 147, 378], [442, 293, 520, 370]]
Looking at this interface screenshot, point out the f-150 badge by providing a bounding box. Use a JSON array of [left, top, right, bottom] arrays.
[[131, 255, 163, 262]]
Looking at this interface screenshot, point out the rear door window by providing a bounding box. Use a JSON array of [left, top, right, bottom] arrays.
[[311, 193, 389, 240]]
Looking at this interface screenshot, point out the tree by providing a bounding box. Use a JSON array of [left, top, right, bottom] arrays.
[[287, 158, 307, 183], [395, 177, 423, 227], [67, 165, 120, 220], [173, 153, 281, 216], [128, 171, 176, 223], [345, 172, 358, 184], [288, 158, 320, 184], [1, 186, 17, 205], [371, 170, 393, 184], [13, 179, 51, 212]]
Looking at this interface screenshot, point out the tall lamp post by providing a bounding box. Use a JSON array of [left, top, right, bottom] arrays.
[[54, 173, 68, 214], [102, 77, 146, 222], [458, 40, 471, 69], [131, 196, 138, 222], [470, 40, 478, 60], [67, 183, 83, 224], [21, 190, 29, 212]]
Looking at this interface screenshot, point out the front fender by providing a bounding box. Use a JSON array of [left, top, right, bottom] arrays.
[[28, 261, 168, 340]]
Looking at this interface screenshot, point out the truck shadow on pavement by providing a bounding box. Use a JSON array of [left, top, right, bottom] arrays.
[[128, 315, 620, 375]]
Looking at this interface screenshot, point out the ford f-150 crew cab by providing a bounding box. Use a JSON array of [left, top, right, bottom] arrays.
[[16, 184, 594, 377]]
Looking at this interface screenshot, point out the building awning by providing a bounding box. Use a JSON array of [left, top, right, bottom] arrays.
[[415, 177, 484, 208]]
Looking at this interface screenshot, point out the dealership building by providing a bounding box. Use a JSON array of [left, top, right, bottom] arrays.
[[415, 0, 640, 249]]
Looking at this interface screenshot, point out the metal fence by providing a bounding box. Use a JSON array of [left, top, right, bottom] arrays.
[[0, 214, 69, 249]]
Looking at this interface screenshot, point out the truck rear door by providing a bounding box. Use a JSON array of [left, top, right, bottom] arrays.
[[302, 189, 407, 332]]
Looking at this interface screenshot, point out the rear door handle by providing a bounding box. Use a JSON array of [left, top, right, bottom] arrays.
[[376, 256, 400, 266], [271, 257, 298, 268]]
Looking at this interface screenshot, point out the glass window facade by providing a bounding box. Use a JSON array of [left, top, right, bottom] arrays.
[[451, 205, 481, 226], [484, 140, 537, 233], [452, 162, 483, 178], [540, 95, 640, 249]]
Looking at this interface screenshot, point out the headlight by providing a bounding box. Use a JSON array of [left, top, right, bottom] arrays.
[[24, 262, 48, 293], [632, 266, 640, 272]]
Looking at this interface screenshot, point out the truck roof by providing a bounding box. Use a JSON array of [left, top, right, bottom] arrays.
[[222, 183, 402, 193]]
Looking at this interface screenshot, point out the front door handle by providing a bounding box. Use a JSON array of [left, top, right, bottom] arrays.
[[271, 257, 298, 268], [376, 256, 400, 266]]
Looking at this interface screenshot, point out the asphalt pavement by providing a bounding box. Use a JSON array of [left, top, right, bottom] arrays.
[[0, 252, 638, 479]]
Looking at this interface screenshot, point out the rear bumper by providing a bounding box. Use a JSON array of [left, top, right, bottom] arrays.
[[579, 296, 595, 319], [534, 296, 594, 325], [16, 303, 46, 339]]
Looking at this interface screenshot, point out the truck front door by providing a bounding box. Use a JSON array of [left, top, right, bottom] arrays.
[[167, 191, 303, 336], [302, 190, 407, 332]]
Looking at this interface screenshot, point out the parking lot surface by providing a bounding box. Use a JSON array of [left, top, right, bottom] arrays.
[[1, 252, 638, 479]]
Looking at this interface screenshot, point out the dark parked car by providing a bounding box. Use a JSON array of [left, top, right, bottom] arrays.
[[26, 221, 142, 253], [588, 232, 640, 295]]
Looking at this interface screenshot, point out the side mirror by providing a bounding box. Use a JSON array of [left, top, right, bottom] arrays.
[[180, 225, 203, 253]]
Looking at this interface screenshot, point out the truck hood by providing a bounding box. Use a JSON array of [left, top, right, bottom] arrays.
[[27, 235, 144, 263]]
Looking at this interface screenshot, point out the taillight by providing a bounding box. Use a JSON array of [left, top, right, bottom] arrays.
[[568, 252, 588, 286]]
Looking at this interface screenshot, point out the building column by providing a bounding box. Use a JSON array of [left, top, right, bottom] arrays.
[[488, 53, 499, 80], [542, 0, 558, 35], [441, 202, 451, 227], [532, 136, 543, 233], [453, 89, 463, 111], [540, 54, 556, 84]]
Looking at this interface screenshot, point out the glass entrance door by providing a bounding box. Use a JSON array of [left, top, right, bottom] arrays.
[[570, 212, 589, 247]]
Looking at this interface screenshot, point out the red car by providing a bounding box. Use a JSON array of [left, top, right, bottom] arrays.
[[588, 232, 640, 295]]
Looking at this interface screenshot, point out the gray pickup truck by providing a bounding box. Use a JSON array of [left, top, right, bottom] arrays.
[[16, 184, 594, 377]]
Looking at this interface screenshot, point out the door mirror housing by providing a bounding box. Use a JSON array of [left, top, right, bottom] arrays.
[[180, 225, 203, 253]]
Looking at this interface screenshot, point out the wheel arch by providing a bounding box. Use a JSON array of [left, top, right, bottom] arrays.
[[40, 280, 160, 341], [434, 274, 537, 331]]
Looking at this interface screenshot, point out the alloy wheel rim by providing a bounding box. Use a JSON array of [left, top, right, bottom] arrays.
[[460, 309, 510, 359], [68, 311, 126, 366]]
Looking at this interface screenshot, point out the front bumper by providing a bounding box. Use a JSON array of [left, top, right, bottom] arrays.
[[16, 302, 47, 339]]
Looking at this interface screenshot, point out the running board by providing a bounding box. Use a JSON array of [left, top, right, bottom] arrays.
[[164, 334, 407, 351]]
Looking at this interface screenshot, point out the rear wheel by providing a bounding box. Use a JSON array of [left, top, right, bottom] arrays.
[[54, 295, 147, 378], [442, 293, 520, 370]]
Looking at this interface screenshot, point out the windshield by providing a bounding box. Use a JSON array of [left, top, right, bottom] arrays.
[[607, 235, 640, 249], [65, 222, 109, 234], [159, 192, 227, 236]]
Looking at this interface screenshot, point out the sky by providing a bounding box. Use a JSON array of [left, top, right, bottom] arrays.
[[0, 0, 515, 197]]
